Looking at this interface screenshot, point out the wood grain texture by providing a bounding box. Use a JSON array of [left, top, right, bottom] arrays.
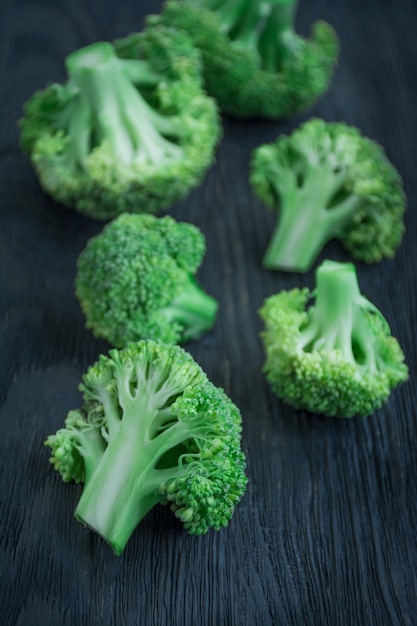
[[0, 1, 416, 624]]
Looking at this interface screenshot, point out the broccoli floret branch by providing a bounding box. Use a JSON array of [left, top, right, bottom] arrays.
[[19, 25, 221, 219], [159, 0, 339, 119], [259, 260, 409, 417], [45, 341, 247, 554], [75, 214, 218, 347], [251, 119, 406, 272]]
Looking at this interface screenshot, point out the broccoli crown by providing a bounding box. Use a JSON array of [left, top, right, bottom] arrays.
[[259, 260, 408, 417], [157, 0, 339, 120], [19, 23, 221, 220], [250, 118, 406, 272], [45, 340, 247, 554], [75, 213, 218, 346]]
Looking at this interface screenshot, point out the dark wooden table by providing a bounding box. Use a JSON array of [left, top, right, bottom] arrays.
[[1, 1, 416, 624]]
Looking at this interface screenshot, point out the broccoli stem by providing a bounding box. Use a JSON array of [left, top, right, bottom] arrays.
[[299, 261, 359, 361], [227, 0, 266, 48], [299, 260, 387, 371], [119, 59, 161, 87], [263, 166, 361, 272], [160, 275, 219, 342], [258, 0, 299, 72], [78, 425, 108, 484], [64, 41, 183, 168], [74, 397, 192, 555], [199, 0, 264, 49], [200, 0, 300, 69]]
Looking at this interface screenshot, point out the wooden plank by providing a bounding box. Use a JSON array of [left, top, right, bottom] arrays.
[[0, 0, 416, 624]]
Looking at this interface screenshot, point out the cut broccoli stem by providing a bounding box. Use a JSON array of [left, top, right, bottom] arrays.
[[263, 166, 362, 272], [64, 41, 184, 168], [299, 260, 389, 372], [160, 275, 219, 341], [299, 261, 360, 362], [258, 0, 299, 72], [74, 396, 192, 555], [298, 261, 401, 376]]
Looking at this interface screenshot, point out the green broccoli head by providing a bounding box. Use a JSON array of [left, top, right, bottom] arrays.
[[250, 118, 406, 272], [75, 213, 218, 347], [19, 23, 221, 220], [259, 260, 408, 417], [45, 340, 248, 554], [157, 0, 339, 120]]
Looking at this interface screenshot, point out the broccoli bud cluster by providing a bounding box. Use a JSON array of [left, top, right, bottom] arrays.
[[75, 213, 219, 347], [20, 24, 221, 220]]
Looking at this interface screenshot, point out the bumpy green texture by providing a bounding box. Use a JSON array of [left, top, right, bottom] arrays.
[[156, 0, 339, 119], [19, 24, 221, 220], [75, 213, 218, 347], [250, 118, 406, 272], [259, 260, 408, 417], [45, 340, 248, 555]]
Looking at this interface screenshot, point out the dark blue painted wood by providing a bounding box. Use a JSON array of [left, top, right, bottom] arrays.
[[0, 1, 416, 624]]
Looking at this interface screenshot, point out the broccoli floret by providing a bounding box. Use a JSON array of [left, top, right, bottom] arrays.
[[19, 24, 221, 220], [45, 340, 248, 554], [259, 260, 408, 417], [250, 118, 406, 272], [156, 0, 339, 119], [75, 213, 218, 347]]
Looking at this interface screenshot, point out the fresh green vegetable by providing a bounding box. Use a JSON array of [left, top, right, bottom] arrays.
[[19, 24, 221, 220], [45, 340, 247, 554], [156, 0, 339, 119], [75, 213, 218, 347], [250, 118, 406, 272], [259, 260, 408, 417]]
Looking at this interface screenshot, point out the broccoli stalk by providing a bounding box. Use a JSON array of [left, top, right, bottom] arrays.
[[198, 0, 300, 71], [159, 275, 219, 342], [298, 261, 387, 369], [262, 156, 360, 272], [45, 341, 248, 555], [258, 0, 300, 71], [74, 393, 194, 553], [62, 42, 183, 169], [203, 0, 265, 49]]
